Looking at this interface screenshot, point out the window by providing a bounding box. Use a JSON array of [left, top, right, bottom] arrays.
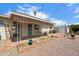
[[34, 24, 39, 30]]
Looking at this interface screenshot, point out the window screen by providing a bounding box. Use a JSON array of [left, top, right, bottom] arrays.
[[34, 24, 39, 30]]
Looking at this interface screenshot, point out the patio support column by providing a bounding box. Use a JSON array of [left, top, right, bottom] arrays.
[[19, 19, 22, 43], [17, 19, 19, 44], [40, 25, 43, 37]]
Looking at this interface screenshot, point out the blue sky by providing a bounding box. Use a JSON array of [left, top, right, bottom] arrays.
[[0, 3, 79, 25]]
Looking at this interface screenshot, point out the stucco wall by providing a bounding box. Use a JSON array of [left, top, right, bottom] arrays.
[[21, 23, 42, 37], [0, 14, 54, 41], [21, 23, 28, 37], [0, 17, 13, 40], [11, 14, 54, 38], [32, 24, 41, 36], [0, 26, 6, 40]]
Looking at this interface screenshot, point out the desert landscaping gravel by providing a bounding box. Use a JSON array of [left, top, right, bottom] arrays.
[[0, 34, 79, 56], [19, 35, 79, 56]]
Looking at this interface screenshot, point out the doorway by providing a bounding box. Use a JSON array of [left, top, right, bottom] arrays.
[[28, 24, 32, 36]]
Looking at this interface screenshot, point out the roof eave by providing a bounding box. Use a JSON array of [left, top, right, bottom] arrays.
[[11, 11, 53, 25]]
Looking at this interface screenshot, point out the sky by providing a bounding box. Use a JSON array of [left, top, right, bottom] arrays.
[[0, 3, 79, 26]]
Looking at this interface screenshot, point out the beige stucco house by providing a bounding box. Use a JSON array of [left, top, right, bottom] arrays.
[[0, 11, 54, 42]]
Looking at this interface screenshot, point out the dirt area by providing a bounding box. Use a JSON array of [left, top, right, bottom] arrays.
[[0, 33, 79, 56]]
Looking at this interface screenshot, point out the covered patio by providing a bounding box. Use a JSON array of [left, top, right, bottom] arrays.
[[10, 11, 53, 42]]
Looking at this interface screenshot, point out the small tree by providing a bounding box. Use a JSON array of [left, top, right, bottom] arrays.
[[70, 24, 79, 32]]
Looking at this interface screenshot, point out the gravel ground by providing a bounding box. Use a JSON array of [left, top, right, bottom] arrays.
[[19, 35, 79, 56], [0, 34, 79, 56]]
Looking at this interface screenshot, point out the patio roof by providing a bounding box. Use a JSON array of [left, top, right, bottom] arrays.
[[11, 11, 54, 25]]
